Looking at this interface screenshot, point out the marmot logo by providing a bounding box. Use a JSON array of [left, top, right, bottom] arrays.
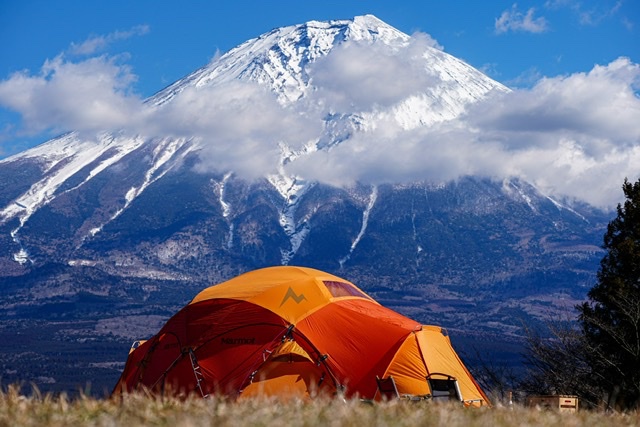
[[221, 337, 256, 345], [280, 286, 307, 306]]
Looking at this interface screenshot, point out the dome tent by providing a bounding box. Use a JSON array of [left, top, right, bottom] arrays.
[[113, 266, 489, 405]]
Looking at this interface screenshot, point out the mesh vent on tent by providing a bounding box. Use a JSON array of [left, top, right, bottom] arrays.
[[323, 281, 372, 300]]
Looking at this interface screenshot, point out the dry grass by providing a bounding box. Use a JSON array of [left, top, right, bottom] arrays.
[[1, 386, 639, 427]]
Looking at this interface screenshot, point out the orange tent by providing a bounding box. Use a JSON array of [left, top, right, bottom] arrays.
[[113, 266, 489, 405]]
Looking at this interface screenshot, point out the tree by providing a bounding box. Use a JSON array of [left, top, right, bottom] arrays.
[[577, 178, 640, 410], [519, 318, 601, 407]]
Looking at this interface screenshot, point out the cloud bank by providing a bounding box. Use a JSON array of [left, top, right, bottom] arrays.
[[0, 32, 638, 210], [0, 54, 140, 136], [310, 34, 441, 111], [292, 54, 640, 209]]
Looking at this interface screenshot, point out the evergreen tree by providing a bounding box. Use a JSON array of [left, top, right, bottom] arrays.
[[578, 178, 640, 410]]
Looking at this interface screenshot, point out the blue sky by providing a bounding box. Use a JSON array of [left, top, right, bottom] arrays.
[[0, 0, 638, 208], [2, 1, 636, 95]]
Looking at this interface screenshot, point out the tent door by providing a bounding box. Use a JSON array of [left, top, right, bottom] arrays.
[[426, 372, 463, 402]]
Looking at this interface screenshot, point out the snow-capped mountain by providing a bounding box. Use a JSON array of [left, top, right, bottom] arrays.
[[0, 15, 509, 268], [152, 15, 506, 113], [0, 15, 608, 394]]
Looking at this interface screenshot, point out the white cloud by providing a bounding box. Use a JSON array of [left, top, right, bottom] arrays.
[[544, 0, 624, 26], [473, 58, 640, 144], [506, 67, 544, 88], [495, 4, 549, 34], [0, 26, 151, 141], [0, 54, 142, 137], [288, 57, 640, 210], [309, 36, 439, 111], [151, 82, 321, 179], [411, 31, 444, 51], [68, 25, 150, 56], [467, 57, 640, 207]]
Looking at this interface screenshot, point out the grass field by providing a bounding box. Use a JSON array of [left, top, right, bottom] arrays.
[[1, 386, 639, 427]]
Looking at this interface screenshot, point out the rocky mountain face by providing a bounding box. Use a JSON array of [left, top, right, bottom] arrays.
[[0, 15, 609, 395]]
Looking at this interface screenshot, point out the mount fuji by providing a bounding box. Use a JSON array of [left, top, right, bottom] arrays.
[[0, 15, 607, 394]]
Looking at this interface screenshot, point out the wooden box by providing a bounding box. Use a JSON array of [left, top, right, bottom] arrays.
[[526, 395, 579, 412]]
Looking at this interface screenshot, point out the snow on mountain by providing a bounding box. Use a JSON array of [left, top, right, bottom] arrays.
[[339, 184, 378, 268], [87, 136, 197, 238], [0, 14, 511, 264], [150, 15, 412, 106], [1, 132, 142, 223], [151, 14, 507, 125], [1, 132, 147, 263]]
